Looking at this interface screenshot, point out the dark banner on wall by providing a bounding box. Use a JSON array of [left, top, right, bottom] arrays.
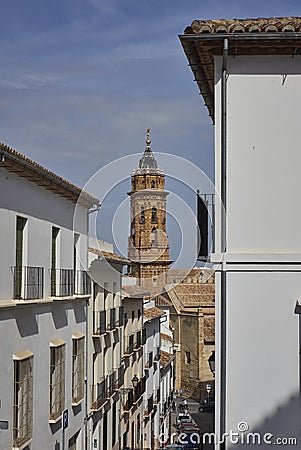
[[197, 193, 209, 260]]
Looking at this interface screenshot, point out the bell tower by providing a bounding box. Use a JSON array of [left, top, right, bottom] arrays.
[[128, 129, 171, 284]]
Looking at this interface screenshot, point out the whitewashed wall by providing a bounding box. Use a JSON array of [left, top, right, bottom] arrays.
[[213, 55, 301, 448]]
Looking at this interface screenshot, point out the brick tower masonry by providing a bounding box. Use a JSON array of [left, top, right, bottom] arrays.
[[127, 129, 172, 286]]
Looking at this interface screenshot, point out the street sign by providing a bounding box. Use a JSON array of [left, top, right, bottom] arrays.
[[62, 409, 68, 430], [206, 383, 211, 393]]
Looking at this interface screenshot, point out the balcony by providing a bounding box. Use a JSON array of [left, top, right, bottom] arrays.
[[123, 390, 134, 412], [107, 308, 116, 331], [90, 378, 107, 411], [154, 347, 160, 361], [107, 372, 115, 398], [13, 266, 44, 300], [142, 328, 147, 345], [92, 310, 106, 336], [133, 376, 145, 404], [115, 366, 124, 390], [117, 306, 124, 327], [145, 352, 153, 370], [51, 268, 74, 297], [134, 330, 142, 350], [154, 388, 160, 405], [144, 395, 153, 417], [75, 270, 91, 295], [124, 334, 134, 355]]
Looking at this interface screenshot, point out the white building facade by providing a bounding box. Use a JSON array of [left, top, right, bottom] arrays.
[[143, 302, 164, 450], [87, 240, 128, 450], [0, 143, 98, 450], [181, 17, 301, 449], [121, 286, 145, 450]]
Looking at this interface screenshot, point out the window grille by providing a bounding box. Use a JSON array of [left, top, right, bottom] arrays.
[[72, 337, 85, 404], [50, 343, 65, 421], [13, 355, 33, 448]]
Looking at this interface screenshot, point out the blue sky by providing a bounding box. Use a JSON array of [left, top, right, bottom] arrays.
[[1, 0, 300, 263]]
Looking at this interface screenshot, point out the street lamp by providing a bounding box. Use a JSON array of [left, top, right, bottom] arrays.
[[208, 351, 215, 377]]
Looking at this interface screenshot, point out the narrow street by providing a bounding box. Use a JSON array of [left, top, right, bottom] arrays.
[[170, 397, 214, 449]]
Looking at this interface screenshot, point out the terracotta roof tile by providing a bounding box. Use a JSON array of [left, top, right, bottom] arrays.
[[180, 17, 301, 121], [144, 306, 165, 321], [172, 283, 215, 307], [89, 247, 130, 264], [122, 285, 150, 299], [160, 332, 173, 343], [187, 17, 301, 35], [154, 294, 172, 307], [160, 350, 174, 367]]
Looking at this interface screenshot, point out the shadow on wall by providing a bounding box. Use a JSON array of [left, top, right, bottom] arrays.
[[227, 392, 301, 450], [0, 301, 87, 337]]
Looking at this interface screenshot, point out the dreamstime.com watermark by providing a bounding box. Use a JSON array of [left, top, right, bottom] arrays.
[[159, 422, 298, 446]]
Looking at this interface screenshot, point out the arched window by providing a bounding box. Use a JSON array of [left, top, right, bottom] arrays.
[[140, 206, 145, 223], [151, 207, 157, 223], [151, 180, 155, 188]]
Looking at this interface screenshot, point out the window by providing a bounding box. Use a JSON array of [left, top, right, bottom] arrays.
[[151, 207, 157, 223], [112, 401, 116, 446], [14, 216, 27, 299], [51, 227, 60, 296], [13, 351, 34, 449], [50, 341, 65, 421], [140, 206, 145, 223], [72, 335, 85, 404], [69, 430, 80, 450], [185, 351, 191, 365], [104, 282, 109, 303], [151, 180, 155, 188]]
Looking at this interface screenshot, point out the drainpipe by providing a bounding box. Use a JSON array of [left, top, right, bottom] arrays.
[[220, 37, 228, 450]]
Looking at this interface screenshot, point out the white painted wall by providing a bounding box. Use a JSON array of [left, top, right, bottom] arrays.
[[143, 302, 161, 448], [87, 252, 124, 450], [0, 164, 91, 449], [213, 55, 301, 448]]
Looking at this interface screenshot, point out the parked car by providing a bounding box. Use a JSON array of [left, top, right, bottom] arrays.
[[178, 402, 189, 413], [198, 398, 215, 413], [176, 413, 190, 427], [165, 446, 185, 450], [178, 428, 203, 450], [179, 423, 198, 433]]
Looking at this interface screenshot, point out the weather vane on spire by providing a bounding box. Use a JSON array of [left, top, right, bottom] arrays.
[[146, 128, 151, 146]]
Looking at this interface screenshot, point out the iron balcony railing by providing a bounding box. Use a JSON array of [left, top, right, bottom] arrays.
[[90, 378, 107, 411], [13, 266, 44, 300], [154, 387, 160, 404], [116, 366, 124, 389], [133, 376, 145, 404], [154, 346, 160, 361], [142, 328, 147, 345], [124, 334, 134, 355], [51, 269, 74, 297], [123, 390, 134, 412], [75, 270, 91, 295], [135, 330, 142, 350], [117, 306, 124, 327], [92, 310, 106, 336], [107, 308, 116, 331], [145, 352, 153, 370]]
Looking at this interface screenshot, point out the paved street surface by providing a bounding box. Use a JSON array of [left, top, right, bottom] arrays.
[[170, 397, 214, 449]]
